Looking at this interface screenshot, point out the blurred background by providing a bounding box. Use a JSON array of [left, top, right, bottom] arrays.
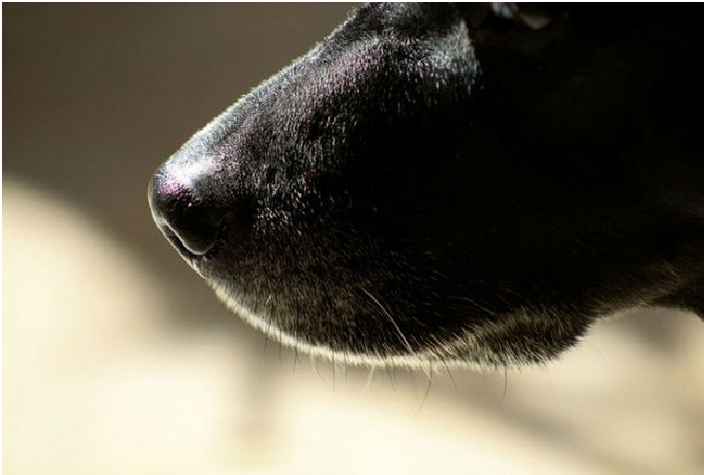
[[3, 4, 703, 474]]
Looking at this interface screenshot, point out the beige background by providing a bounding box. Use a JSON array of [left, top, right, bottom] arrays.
[[4, 4, 703, 474]]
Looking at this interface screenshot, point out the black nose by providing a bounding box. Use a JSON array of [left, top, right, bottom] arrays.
[[148, 167, 228, 256]]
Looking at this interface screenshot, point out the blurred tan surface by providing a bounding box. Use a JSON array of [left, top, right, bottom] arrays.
[[3, 4, 704, 475], [4, 179, 704, 475]]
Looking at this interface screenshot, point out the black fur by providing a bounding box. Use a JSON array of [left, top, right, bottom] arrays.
[[149, 3, 704, 368]]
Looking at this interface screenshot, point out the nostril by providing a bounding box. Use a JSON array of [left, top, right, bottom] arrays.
[[149, 170, 229, 256], [167, 198, 225, 256]]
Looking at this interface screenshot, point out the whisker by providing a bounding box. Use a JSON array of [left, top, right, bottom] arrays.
[[262, 311, 274, 355], [262, 333, 269, 356], [343, 352, 349, 382], [385, 365, 396, 390], [451, 295, 498, 316], [420, 364, 432, 381], [497, 364, 509, 407], [413, 366, 434, 417], [365, 366, 376, 393], [310, 355, 324, 381], [442, 359, 459, 394], [362, 288, 414, 354]]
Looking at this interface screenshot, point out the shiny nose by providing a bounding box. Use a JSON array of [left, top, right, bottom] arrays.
[[148, 167, 226, 256]]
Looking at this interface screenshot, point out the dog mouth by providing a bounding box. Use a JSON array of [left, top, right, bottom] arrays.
[[159, 213, 591, 370], [161, 225, 193, 258], [159, 224, 223, 271], [208, 277, 580, 370], [159, 210, 243, 264], [208, 279, 472, 369]]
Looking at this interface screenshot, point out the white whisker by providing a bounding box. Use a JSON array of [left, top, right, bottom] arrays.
[[361, 288, 414, 354]]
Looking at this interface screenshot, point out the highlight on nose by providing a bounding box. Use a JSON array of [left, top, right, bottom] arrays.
[[148, 168, 225, 256]]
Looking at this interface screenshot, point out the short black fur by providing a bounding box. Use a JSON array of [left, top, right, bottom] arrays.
[[149, 3, 704, 368]]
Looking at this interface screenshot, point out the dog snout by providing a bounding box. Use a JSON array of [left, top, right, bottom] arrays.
[[148, 157, 249, 257], [148, 166, 222, 255]]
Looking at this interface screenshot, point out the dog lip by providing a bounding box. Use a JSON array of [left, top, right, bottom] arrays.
[[160, 224, 203, 261]]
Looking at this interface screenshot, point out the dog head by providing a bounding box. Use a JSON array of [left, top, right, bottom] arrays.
[[149, 3, 704, 368]]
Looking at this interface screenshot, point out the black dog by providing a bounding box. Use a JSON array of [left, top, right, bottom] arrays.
[[149, 3, 703, 369]]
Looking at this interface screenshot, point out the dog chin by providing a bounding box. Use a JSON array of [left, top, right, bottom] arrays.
[[208, 280, 582, 370]]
